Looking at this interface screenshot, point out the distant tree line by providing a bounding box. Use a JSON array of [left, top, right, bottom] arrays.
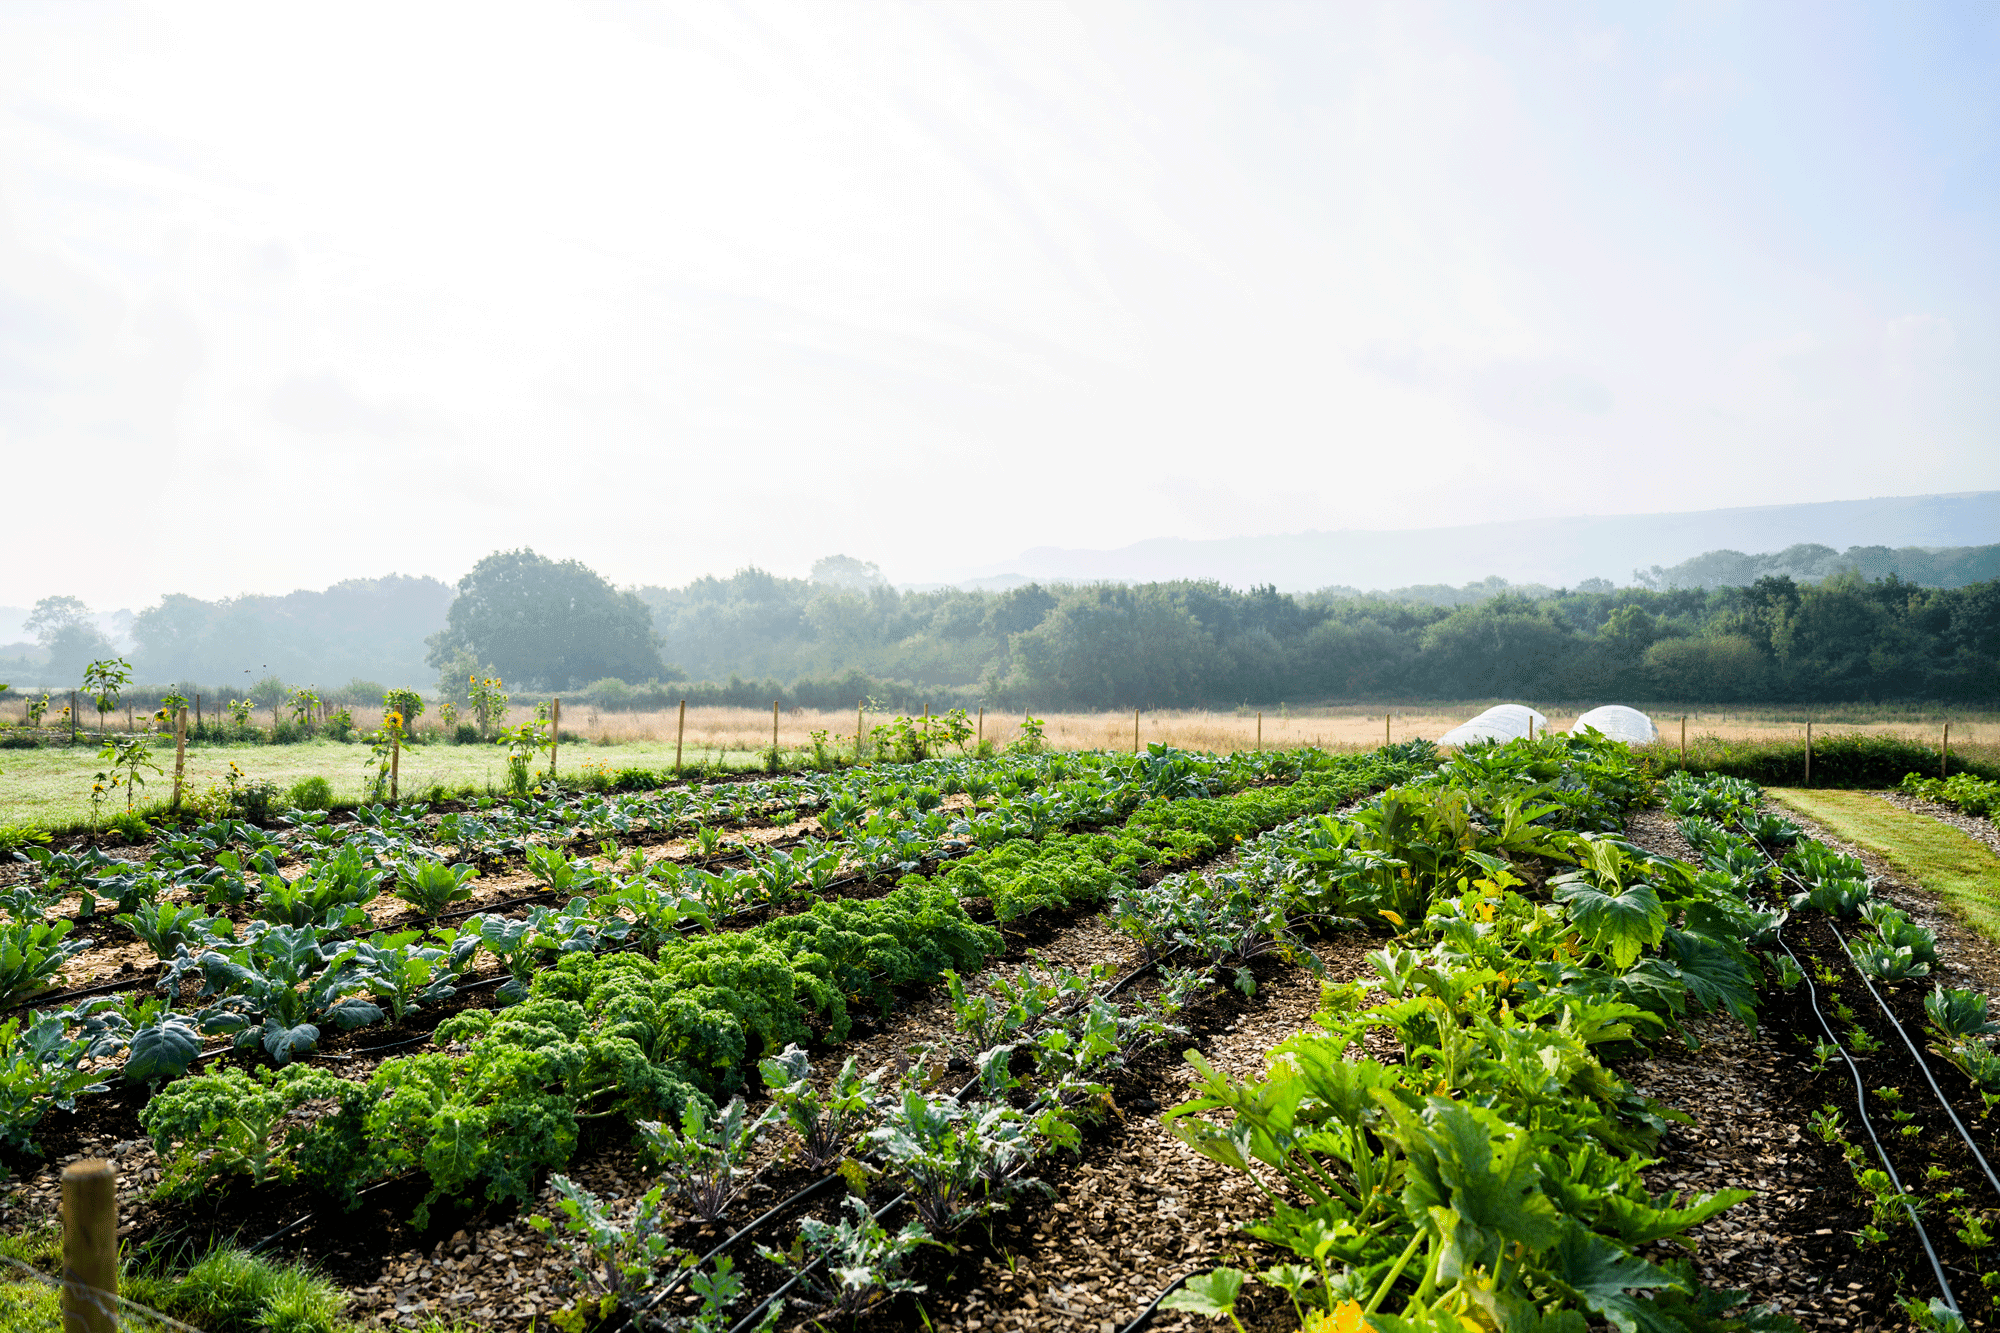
[[633, 563, 1999, 707], [8, 546, 1995, 708]]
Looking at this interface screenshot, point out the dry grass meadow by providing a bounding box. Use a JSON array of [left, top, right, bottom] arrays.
[[346, 700, 2000, 765], [7, 700, 1991, 831]]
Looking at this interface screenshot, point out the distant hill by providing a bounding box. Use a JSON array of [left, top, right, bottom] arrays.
[[947, 491, 2000, 592]]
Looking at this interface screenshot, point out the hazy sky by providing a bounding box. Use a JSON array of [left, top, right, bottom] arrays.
[[3, 0, 1995, 608]]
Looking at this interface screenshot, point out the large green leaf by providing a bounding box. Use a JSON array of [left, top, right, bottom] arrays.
[[1160, 1268, 1245, 1319], [1603, 1187, 1754, 1247], [124, 1018, 201, 1085], [1547, 1222, 1681, 1333], [1554, 878, 1667, 971], [1661, 930, 1758, 1028]]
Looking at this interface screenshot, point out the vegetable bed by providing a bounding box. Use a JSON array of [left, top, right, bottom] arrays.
[[0, 743, 1425, 1328]]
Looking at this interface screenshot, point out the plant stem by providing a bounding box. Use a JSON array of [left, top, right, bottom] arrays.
[[1369, 1229, 1427, 1315]]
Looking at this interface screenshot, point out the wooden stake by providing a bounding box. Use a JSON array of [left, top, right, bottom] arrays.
[[195, 693, 202, 730], [675, 699, 686, 773], [1385, 712, 1390, 748], [1943, 721, 1951, 779], [977, 707, 983, 746], [173, 707, 187, 810], [550, 699, 560, 776], [390, 722, 401, 802], [773, 700, 781, 761], [856, 698, 865, 761], [61, 1157, 117, 1333], [1256, 712, 1262, 752], [1805, 720, 1812, 787], [1133, 708, 1140, 754], [70, 690, 77, 746], [1681, 714, 1687, 766], [125, 706, 132, 733]]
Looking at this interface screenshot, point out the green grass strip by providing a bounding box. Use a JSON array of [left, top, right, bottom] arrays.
[[1768, 787, 2000, 943]]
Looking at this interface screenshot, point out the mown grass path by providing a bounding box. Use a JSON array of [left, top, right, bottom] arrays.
[[1769, 787, 2000, 941]]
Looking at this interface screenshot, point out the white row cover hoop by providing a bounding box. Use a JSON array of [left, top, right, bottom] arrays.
[[1438, 703, 1549, 747], [1570, 704, 1659, 744]]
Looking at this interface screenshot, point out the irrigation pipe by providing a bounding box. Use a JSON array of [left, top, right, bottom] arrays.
[[1728, 821, 1960, 1310], [1826, 920, 2000, 1205], [1119, 1271, 1199, 1333], [1774, 920, 1957, 1310], [1754, 832, 2000, 1208]]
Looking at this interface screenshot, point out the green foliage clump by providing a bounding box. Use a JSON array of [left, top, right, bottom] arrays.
[[287, 775, 335, 811], [1902, 770, 2000, 817]]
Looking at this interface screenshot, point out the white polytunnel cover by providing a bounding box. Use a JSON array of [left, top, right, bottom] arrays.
[[1437, 704, 1549, 748], [1570, 704, 1659, 744]]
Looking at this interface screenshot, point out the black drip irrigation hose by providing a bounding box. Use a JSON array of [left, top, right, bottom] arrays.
[[1826, 920, 2000, 1205], [1756, 834, 2000, 1207], [1775, 921, 1958, 1311], [1737, 828, 1961, 1311], [1120, 1271, 1199, 1333]]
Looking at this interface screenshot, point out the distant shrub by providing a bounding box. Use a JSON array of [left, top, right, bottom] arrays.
[[452, 723, 480, 745], [0, 733, 38, 750], [287, 776, 334, 811], [336, 678, 387, 707], [585, 677, 635, 708], [270, 721, 309, 746], [612, 767, 661, 791]]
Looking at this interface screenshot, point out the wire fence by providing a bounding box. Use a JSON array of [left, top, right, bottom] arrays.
[[0, 1253, 206, 1332]]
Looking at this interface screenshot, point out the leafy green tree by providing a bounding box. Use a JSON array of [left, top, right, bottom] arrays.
[[30, 596, 114, 683], [426, 549, 663, 690], [1642, 635, 1768, 701], [25, 596, 91, 643], [1002, 586, 1222, 708], [1414, 596, 1580, 698]]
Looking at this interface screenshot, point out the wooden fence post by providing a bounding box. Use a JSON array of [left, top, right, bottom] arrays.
[[70, 690, 77, 746], [1681, 714, 1687, 767], [390, 722, 401, 802], [1133, 708, 1139, 754], [1804, 720, 1812, 787], [195, 693, 202, 730], [62, 1157, 117, 1333], [675, 699, 686, 773], [856, 698, 864, 760], [173, 708, 187, 810], [1943, 721, 1951, 779], [125, 706, 132, 733], [1385, 712, 1390, 748], [550, 699, 560, 777], [977, 707, 983, 747], [772, 700, 780, 765], [1256, 712, 1262, 752]]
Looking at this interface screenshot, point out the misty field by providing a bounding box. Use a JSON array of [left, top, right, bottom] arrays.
[[4, 701, 1993, 830]]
